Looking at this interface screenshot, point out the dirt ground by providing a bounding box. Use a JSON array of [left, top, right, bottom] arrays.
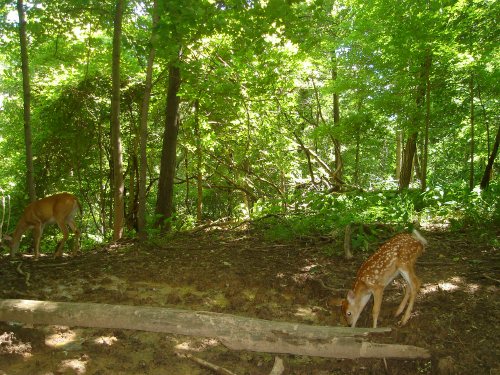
[[0, 226, 498, 375]]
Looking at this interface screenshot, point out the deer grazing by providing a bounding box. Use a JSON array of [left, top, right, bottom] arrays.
[[3, 193, 81, 259], [341, 229, 427, 328]]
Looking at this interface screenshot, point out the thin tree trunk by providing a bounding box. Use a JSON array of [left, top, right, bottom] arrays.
[[396, 130, 402, 181], [399, 133, 418, 190], [111, 0, 125, 241], [480, 124, 500, 190], [155, 63, 181, 231], [17, 0, 36, 202], [137, 0, 159, 240], [421, 51, 431, 191], [97, 122, 107, 236], [469, 72, 475, 190], [331, 60, 343, 191], [354, 100, 362, 185], [184, 148, 190, 215], [194, 100, 203, 223], [399, 56, 428, 191]]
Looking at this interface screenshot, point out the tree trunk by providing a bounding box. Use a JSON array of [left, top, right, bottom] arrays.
[[110, 0, 125, 241], [354, 100, 362, 185], [194, 100, 203, 223], [480, 124, 500, 190], [127, 145, 139, 231], [399, 133, 418, 190], [421, 51, 431, 191], [97, 122, 107, 236], [0, 299, 430, 360], [469, 72, 475, 190], [17, 0, 36, 202], [331, 61, 343, 191], [137, 0, 159, 240], [155, 63, 181, 231], [396, 130, 402, 181]]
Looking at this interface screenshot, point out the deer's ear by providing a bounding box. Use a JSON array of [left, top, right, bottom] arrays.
[[347, 290, 355, 301]]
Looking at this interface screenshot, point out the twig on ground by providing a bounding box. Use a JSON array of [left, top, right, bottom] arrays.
[[176, 352, 238, 375], [15, 262, 30, 287], [482, 273, 500, 284]]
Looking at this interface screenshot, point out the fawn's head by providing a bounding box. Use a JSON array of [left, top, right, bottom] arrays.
[[341, 290, 360, 327]]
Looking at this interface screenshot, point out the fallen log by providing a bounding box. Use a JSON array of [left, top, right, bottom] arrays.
[[0, 299, 429, 359]]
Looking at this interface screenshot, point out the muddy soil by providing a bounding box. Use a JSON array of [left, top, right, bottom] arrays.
[[0, 226, 498, 374]]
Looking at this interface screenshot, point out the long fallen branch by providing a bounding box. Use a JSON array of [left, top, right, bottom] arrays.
[[176, 352, 238, 375], [0, 299, 430, 359]]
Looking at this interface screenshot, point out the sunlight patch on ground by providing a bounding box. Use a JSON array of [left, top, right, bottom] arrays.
[[174, 338, 219, 352], [294, 306, 317, 321], [45, 329, 77, 348], [301, 263, 320, 272], [421, 276, 481, 295], [94, 335, 118, 346], [57, 358, 88, 375], [0, 332, 32, 358], [204, 292, 230, 309]]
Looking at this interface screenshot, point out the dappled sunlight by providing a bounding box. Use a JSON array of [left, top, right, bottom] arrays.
[[57, 358, 88, 375], [0, 332, 32, 358], [294, 306, 317, 321], [94, 335, 118, 346], [301, 263, 320, 272], [174, 338, 219, 352], [15, 299, 58, 312], [421, 275, 482, 295], [45, 328, 77, 348]]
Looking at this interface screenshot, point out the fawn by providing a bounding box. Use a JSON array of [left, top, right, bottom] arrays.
[[341, 229, 427, 328]]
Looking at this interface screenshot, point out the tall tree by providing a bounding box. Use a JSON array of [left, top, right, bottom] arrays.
[[468, 72, 475, 190], [155, 62, 181, 231], [194, 99, 203, 223], [421, 51, 432, 192], [399, 132, 418, 190], [16, 0, 35, 201], [111, 0, 125, 240], [480, 124, 500, 190], [137, 0, 159, 240]]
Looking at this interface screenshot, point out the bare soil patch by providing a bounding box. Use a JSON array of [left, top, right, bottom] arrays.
[[0, 227, 498, 374]]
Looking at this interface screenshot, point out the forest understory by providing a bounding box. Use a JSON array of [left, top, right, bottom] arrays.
[[0, 226, 498, 375]]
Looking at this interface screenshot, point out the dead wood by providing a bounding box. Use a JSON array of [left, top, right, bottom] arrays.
[[15, 262, 30, 287], [482, 273, 500, 284], [176, 352, 238, 375], [0, 299, 430, 360]]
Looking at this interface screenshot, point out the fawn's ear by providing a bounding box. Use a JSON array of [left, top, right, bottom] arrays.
[[347, 289, 355, 301]]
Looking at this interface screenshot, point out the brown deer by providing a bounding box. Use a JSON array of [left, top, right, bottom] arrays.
[[341, 229, 427, 328], [3, 193, 81, 259]]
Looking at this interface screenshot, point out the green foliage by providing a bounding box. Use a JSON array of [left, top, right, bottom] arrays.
[[253, 181, 499, 248], [0, 0, 498, 249]]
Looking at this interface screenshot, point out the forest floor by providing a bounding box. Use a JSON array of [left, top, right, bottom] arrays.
[[0, 225, 499, 375]]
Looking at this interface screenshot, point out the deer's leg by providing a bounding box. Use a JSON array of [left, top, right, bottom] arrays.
[[395, 282, 410, 317], [33, 224, 43, 260], [371, 288, 384, 328], [55, 221, 69, 257], [399, 268, 421, 325], [67, 220, 80, 256]]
